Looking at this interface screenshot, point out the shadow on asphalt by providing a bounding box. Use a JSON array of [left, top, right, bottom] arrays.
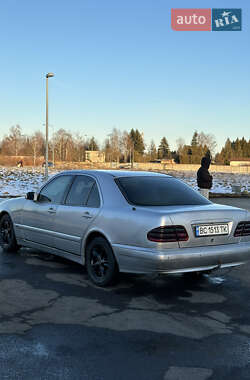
[[17, 246, 232, 300]]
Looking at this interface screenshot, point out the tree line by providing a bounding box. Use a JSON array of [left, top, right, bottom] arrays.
[[0, 125, 249, 165], [215, 137, 250, 164]]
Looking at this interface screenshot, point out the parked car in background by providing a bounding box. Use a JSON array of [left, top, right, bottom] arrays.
[[42, 161, 53, 167], [1, 170, 250, 286]]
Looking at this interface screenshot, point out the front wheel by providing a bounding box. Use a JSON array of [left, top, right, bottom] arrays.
[[0, 214, 19, 252], [85, 237, 119, 286]]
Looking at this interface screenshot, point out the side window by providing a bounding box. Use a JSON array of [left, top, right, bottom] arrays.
[[86, 183, 101, 208], [38, 175, 73, 204], [65, 175, 95, 206]]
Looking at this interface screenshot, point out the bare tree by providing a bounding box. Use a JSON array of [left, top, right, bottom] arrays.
[[109, 128, 121, 164], [1, 125, 23, 156], [197, 132, 217, 156], [30, 131, 45, 166], [74, 133, 85, 161], [54, 129, 69, 161], [11, 125, 23, 155], [120, 131, 131, 162], [176, 137, 185, 152], [31, 135, 38, 166], [148, 139, 157, 160], [103, 138, 112, 163]]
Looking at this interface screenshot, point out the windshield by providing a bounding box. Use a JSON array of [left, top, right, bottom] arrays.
[[115, 176, 211, 206]]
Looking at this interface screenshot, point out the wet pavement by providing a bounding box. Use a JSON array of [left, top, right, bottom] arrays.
[[0, 198, 250, 379]]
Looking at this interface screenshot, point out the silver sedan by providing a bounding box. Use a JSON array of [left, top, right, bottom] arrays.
[[1, 170, 250, 286]]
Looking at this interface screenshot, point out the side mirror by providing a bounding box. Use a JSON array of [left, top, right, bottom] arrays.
[[26, 191, 34, 200], [25, 192, 38, 201]]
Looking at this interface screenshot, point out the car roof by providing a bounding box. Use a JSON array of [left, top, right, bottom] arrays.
[[58, 169, 172, 179]]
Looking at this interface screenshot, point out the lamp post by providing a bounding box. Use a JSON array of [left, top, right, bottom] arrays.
[[43, 122, 55, 168], [45, 72, 54, 180], [52, 124, 55, 167]]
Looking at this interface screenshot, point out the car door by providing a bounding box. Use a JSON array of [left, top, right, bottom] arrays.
[[22, 174, 73, 247], [52, 175, 101, 255]]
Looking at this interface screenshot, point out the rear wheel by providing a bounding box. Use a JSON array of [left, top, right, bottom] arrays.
[[0, 214, 19, 252], [85, 237, 119, 286]]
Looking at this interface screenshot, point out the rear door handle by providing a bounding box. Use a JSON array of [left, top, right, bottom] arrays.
[[48, 207, 56, 214], [82, 211, 93, 219]]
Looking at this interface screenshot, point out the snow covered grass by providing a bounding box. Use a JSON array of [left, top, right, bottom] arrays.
[[167, 170, 250, 194], [0, 167, 249, 197], [0, 168, 55, 197]]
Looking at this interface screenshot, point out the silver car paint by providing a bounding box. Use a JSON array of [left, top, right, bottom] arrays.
[[1, 170, 250, 275]]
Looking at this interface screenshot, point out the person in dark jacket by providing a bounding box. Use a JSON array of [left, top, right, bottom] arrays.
[[197, 156, 212, 198]]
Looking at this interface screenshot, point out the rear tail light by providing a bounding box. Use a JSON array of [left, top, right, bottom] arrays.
[[234, 221, 250, 237], [147, 225, 189, 242]]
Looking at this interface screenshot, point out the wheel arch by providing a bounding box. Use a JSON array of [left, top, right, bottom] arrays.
[[0, 211, 11, 220], [83, 231, 118, 266], [0, 211, 15, 229]]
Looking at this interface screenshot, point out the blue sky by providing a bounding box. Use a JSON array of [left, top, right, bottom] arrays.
[[0, 0, 249, 152]]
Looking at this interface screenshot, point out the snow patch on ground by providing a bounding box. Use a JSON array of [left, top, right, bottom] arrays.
[[0, 168, 57, 196], [0, 167, 249, 197], [167, 170, 250, 194]]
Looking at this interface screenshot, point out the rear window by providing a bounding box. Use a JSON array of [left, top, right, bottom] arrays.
[[115, 176, 210, 206]]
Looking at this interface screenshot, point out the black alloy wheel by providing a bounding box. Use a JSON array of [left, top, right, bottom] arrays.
[[0, 214, 19, 252], [86, 236, 119, 286]]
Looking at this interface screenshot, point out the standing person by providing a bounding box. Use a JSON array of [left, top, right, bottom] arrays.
[[197, 156, 213, 199]]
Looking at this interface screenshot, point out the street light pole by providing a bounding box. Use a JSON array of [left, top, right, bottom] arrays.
[[42, 122, 54, 168], [45, 72, 54, 180], [52, 124, 55, 167]]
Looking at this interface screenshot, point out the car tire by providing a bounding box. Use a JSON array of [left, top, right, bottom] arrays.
[[0, 214, 19, 252], [85, 236, 119, 286]]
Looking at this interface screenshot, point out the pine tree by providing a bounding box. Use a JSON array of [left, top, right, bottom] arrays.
[[191, 131, 198, 146], [223, 138, 232, 164], [88, 137, 99, 151], [158, 137, 170, 159], [215, 137, 250, 164], [129, 129, 145, 155], [241, 137, 248, 157]]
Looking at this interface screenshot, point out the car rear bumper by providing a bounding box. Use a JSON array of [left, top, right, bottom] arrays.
[[112, 242, 250, 274]]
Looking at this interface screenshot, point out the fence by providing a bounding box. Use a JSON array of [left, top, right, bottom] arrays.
[[102, 162, 250, 173], [1, 156, 250, 174]]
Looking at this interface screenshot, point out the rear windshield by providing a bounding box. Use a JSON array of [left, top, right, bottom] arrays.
[[115, 176, 210, 206]]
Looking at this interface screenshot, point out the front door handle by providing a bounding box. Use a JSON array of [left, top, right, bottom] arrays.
[[48, 207, 56, 214], [82, 211, 93, 219]]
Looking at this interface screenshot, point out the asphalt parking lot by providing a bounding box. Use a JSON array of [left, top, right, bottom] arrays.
[[0, 197, 250, 380]]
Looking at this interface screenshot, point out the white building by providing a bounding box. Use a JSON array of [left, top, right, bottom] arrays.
[[85, 151, 105, 163]]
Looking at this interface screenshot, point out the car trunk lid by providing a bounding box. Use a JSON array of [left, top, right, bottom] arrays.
[[165, 203, 247, 248]]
